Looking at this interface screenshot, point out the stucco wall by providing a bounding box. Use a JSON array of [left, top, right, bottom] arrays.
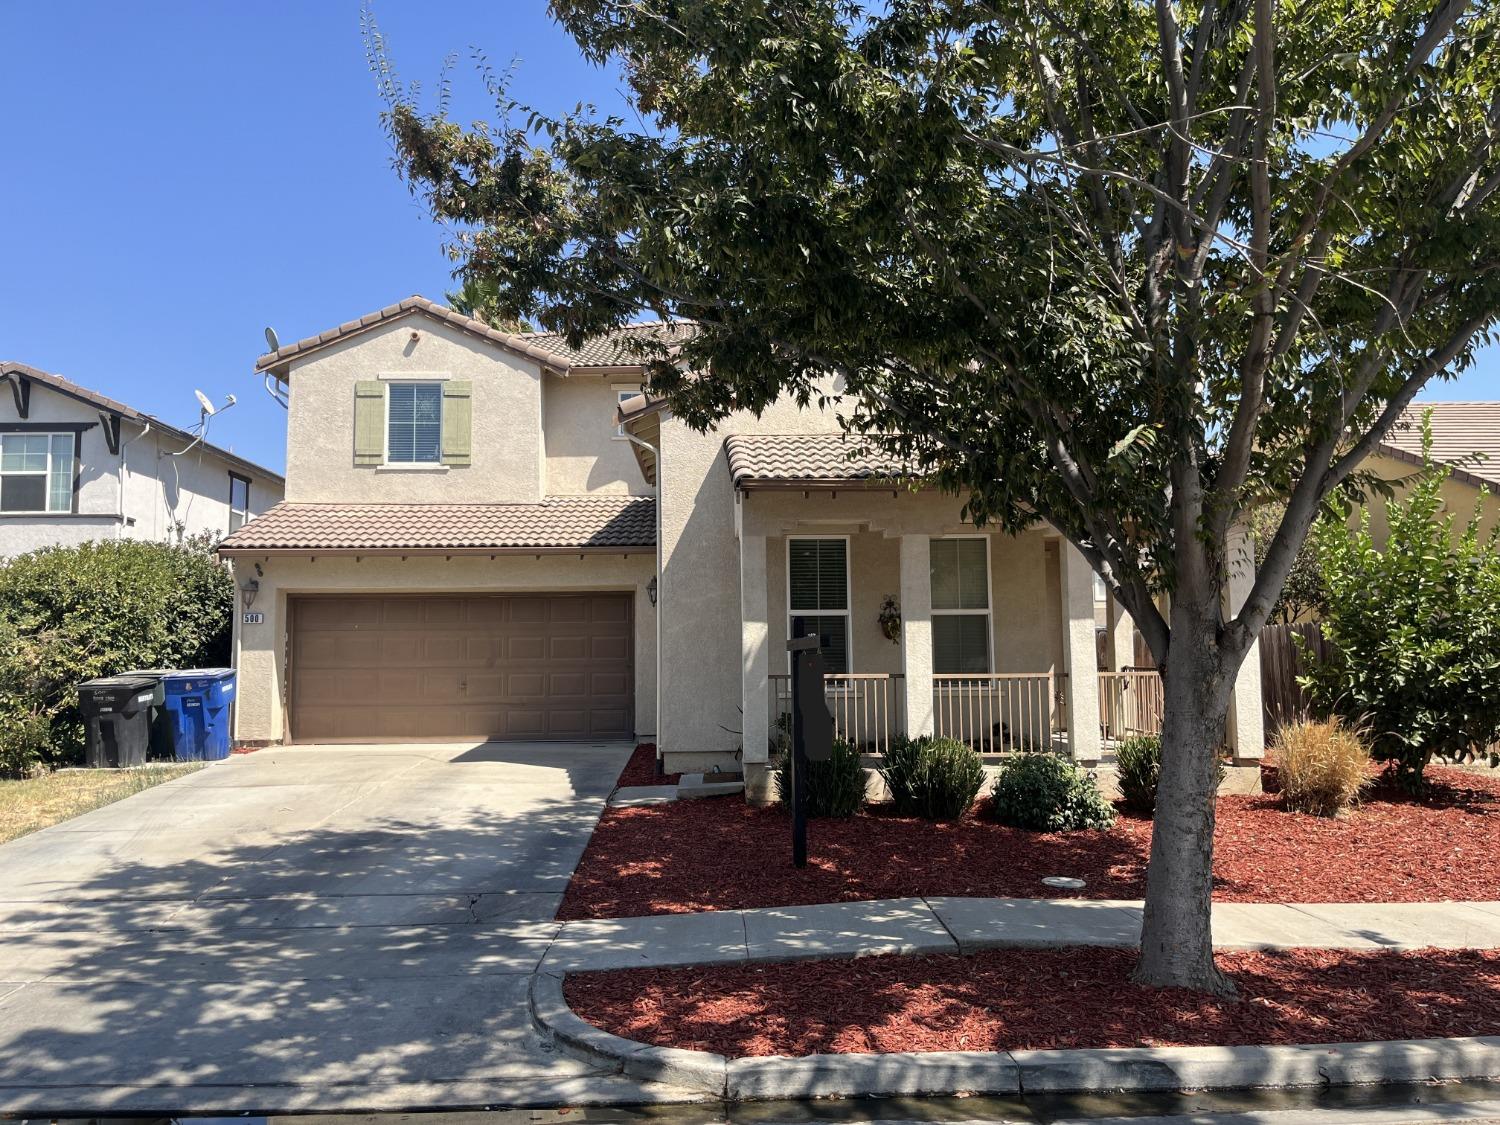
[[1357, 452, 1500, 545], [0, 380, 281, 557], [229, 552, 657, 744], [542, 374, 649, 495], [282, 315, 544, 504]]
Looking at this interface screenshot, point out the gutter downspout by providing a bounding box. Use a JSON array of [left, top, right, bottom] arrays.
[[115, 420, 151, 538], [623, 429, 664, 761]]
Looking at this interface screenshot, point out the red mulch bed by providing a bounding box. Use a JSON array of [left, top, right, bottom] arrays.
[[566, 946, 1500, 1057], [558, 766, 1500, 920], [615, 743, 681, 789]]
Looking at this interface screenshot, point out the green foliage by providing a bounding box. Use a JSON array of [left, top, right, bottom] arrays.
[[1304, 416, 1500, 792], [1114, 734, 1163, 814], [775, 738, 866, 818], [1251, 506, 1325, 624], [0, 538, 233, 773], [879, 735, 985, 820], [990, 752, 1115, 832]]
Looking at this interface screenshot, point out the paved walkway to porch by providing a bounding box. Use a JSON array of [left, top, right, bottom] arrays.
[[543, 896, 1500, 973]]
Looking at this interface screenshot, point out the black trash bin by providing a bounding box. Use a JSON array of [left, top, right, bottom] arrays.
[[118, 668, 177, 758], [77, 675, 164, 768]]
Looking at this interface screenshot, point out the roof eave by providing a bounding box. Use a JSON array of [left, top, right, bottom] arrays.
[[217, 543, 654, 559]]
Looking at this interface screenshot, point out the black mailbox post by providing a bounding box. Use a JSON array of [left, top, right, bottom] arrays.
[[787, 616, 835, 868]]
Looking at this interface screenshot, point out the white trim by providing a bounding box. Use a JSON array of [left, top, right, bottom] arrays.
[[0, 431, 74, 515], [382, 380, 445, 466], [377, 371, 452, 382], [785, 533, 853, 675], [930, 534, 994, 677]]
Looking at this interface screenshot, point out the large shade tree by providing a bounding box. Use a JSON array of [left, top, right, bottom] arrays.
[[374, 0, 1500, 992]]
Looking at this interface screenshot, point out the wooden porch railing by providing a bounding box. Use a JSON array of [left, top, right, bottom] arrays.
[[769, 673, 906, 754], [931, 673, 1067, 754], [1098, 669, 1165, 741]]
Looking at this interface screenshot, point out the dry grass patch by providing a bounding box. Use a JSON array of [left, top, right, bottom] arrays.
[[0, 765, 203, 844], [1275, 717, 1371, 817]]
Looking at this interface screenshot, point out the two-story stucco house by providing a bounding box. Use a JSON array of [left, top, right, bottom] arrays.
[[221, 296, 1267, 799], [0, 362, 283, 557]]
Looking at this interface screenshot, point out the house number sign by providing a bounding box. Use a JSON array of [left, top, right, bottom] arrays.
[[242, 612, 265, 625]]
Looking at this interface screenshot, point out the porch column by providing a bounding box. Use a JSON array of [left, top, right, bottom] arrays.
[[1225, 522, 1266, 763], [740, 531, 770, 770], [899, 534, 934, 737], [1061, 542, 1102, 763], [1105, 591, 1135, 671]]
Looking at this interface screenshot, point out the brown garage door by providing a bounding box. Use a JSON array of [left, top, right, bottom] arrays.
[[289, 594, 634, 742]]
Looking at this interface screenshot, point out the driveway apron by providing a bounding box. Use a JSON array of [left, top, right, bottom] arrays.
[[0, 741, 675, 1114]]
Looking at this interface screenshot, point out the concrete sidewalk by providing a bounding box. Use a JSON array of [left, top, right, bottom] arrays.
[[544, 896, 1500, 972]]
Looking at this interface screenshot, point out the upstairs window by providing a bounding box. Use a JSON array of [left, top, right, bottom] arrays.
[[614, 384, 640, 437], [788, 537, 850, 674], [931, 537, 991, 674], [0, 432, 73, 513], [228, 473, 251, 533], [387, 382, 442, 463]]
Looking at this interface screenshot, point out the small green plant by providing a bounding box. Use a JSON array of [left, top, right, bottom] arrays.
[[1113, 734, 1227, 813], [775, 738, 866, 817], [1114, 734, 1162, 813], [880, 735, 985, 820], [1275, 717, 1371, 817], [990, 752, 1115, 831]]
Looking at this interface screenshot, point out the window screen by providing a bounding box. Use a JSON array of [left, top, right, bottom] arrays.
[[387, 383, 442, 463]]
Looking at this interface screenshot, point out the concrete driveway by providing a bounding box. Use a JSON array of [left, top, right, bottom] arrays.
[[0, 741, 677, 1114]]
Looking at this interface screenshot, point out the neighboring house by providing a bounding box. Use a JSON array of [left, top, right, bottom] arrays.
[[0, 362, 283, 557], [1366, 402, 1500, 541], [222, 295, 1266, 799]]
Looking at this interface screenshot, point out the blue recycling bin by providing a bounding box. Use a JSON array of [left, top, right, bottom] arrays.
[[160, 668, 237, 761]]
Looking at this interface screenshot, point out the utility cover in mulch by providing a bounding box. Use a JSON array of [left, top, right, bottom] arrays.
[[558, 766, 1500, 920], [565, 946, 1500, 1057], [614, 743, 681, 789]]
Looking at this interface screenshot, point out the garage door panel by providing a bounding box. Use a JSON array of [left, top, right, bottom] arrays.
[[291, 593, 634, 742]]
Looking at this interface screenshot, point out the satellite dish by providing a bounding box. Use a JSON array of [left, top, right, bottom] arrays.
[[194, 389, 216, 416], [264, 326, 280, 352]]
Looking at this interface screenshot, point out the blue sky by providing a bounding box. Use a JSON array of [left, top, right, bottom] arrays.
[[1, 3, 1495, 476]]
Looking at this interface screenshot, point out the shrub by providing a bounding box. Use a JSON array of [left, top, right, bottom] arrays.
[[0, 537, 233, 771], [1304, 412, 1500, 792], [990, 751, 1115, 831], [879, 735, 985, 820], [1274, 717, 1371, 817], [1114, 734, 1161, 812], [775, 738, 866, 817], [1113, 733, 1229, 813]]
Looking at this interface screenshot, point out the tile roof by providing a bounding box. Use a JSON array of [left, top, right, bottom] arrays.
[[0, 361, 284, 484], [219, 496, 656, 553], [723, 433, 916, 488], [1379, 402, 1500, 487], [257, 295, 697, 376], [525, 320, 699, 367]]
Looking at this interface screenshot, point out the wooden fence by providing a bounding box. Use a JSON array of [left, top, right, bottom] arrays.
[[1258, 622, 1331, 734]]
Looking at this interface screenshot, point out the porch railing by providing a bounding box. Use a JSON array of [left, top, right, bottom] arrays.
[[1098, 669, 1165, 741], [769, 673, 906, 754], [932, 673, 1067, 754]]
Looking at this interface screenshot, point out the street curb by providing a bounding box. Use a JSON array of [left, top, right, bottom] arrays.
[[527, 972, 728, 1096], [529, 972, 1500, 1101]]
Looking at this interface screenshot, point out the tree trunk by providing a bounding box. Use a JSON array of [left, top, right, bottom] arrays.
[[1132, 600, 1238, 995]]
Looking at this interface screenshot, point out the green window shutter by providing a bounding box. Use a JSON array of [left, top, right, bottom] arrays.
[[353, 381, 386, 465], [441, 381, 472, 466]]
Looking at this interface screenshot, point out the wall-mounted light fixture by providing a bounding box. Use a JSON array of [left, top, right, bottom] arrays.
[[646, 576, 658, 607], [240, 577, 260, 609]]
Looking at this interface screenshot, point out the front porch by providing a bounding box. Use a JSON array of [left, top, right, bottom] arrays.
[[734, 478, 1263, 794], [767, 668, 1168, 757]]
